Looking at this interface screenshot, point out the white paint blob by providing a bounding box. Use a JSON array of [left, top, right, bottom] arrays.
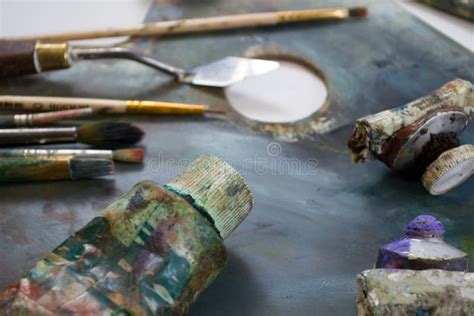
[[224, 60, 328, 123]]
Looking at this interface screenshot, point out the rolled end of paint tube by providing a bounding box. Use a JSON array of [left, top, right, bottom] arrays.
[[165, 155, 253, 239], [422, 144, 474, 195]]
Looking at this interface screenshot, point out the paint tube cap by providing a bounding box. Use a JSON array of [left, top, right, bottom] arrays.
[[405, 215, 444, 239], [376, 215, 468, 271], [422, 144, 474, 195], [166, 155, 253, 239]]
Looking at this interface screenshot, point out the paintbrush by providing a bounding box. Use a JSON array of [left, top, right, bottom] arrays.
[[0, 95, 225, 115], [0, 122, 144, 147], [3, 7, 368, 42], [0, 107, 100, 127], [0, 157, 114, 182], [0, 148, 144, 164]]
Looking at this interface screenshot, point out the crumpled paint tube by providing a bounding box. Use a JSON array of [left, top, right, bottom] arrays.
[[0, 155, 253, 315], [356, 215, 473, 315], [348, 78, 473, 163], [357, 269, 474, 315]]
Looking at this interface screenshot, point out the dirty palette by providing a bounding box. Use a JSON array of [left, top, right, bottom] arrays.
[[0, 0, 472, 315]]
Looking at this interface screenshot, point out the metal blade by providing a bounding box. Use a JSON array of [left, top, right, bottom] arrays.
[[182, 57, 279, 88]]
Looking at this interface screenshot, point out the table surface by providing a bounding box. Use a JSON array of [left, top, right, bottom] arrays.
[[0, 0, 473, 315]]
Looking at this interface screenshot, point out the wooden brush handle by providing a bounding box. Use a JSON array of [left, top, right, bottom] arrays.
[[0, 41, 71, 79], [0, 95, 209, 115], [3, 7, 363, 42], [0, 40, 38, 78]]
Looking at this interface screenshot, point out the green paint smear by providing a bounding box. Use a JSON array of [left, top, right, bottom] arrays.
[[460, 238, 474, 270], [164, 185, 221, 239]]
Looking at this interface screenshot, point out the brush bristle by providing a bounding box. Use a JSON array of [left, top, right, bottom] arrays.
[[113, 148, 145, 163], [69, 158, 115, 179], [349, 7, 368, 17], [77, 122, 144, 148]]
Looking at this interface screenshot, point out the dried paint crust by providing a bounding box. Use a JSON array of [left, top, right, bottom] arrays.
[[0, 158, 71, 181], [348, 79, 473, 163], [0, 181, 227, 315], [356, 269, 474, 316]]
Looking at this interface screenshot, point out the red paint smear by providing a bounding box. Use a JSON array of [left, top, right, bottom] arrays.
[[19, 278, 46, 301], [12, 232, 28, 245], [0, 282, 20, 301], [131, 148, 145, 163], [42, 202, 79, 222]]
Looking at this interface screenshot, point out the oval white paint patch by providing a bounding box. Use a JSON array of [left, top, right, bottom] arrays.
[[224, 60, 328, 123]]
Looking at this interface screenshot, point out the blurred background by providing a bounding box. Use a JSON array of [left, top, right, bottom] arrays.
[[0, 0, 472, 51]]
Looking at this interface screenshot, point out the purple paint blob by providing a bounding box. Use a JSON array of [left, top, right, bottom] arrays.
[[405, 215, 445, 239], [385, 238, 410, 254]]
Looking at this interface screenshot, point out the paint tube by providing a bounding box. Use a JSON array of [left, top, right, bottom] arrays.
[[0, 155, 253, 315]]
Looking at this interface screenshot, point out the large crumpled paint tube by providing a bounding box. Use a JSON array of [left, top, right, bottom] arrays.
[[0, 155, 253, 315]]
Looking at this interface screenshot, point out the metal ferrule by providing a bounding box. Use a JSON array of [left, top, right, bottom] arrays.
[[35, 42, 72, 72], [14, 108, 95, 126], [0, 148, 113, 160], [0, 127, 78, 145], [0, 158, 72, 182], [13, 114, 33, 127], [41, 149, 112, 159]]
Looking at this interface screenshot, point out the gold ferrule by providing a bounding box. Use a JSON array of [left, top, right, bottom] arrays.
[[35, 42, 71, 72], [126, 100, 206, 115], [277, 8, 348, 22]]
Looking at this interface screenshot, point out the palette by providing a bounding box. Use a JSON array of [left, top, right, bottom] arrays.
[[0, 0, 472, 315]]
